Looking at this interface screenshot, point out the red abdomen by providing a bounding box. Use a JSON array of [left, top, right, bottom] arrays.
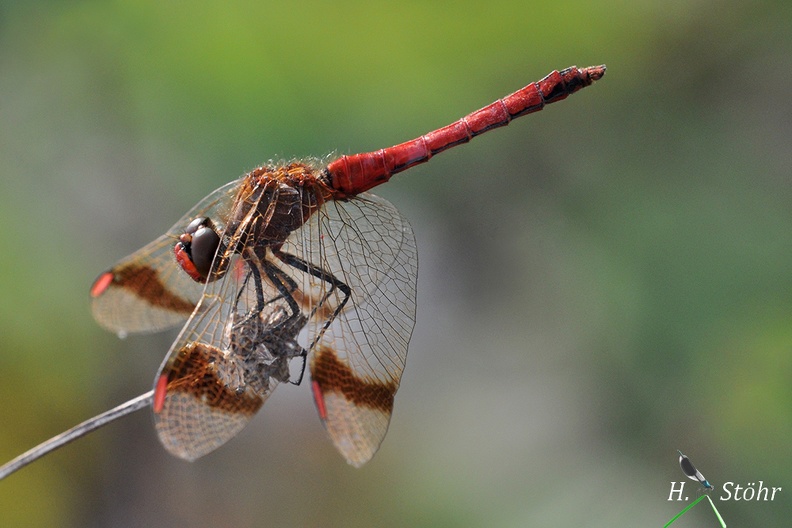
[[324, 65, 605, 198]]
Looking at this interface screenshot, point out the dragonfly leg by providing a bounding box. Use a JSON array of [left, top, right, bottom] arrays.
[[239, 250, 302, 322], [272, 249, 352, 351], [229, 254, 309, 390], [260, 259, 303, 322]]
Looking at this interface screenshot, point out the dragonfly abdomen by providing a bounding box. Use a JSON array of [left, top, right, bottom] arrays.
[[324, 65, 605, 197]]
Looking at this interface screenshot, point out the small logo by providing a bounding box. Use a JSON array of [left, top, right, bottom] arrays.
[[677, 449, 713, 490], [665, 450, 726, 528]]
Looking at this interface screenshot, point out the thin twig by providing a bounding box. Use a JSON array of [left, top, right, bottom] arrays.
[[0, 391, 153, 480]]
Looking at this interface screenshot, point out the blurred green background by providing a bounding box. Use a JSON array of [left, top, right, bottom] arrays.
[[1, 1, 791, 526]]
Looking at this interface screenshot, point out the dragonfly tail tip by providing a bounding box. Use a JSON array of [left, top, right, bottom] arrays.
[[586, 64, 606, 81]]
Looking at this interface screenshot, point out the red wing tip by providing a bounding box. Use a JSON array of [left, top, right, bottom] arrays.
[[90, 271, 114, 298], [311, 381, 328, 421], [153, 374, 169, 413], [584, 65, 606, 81]]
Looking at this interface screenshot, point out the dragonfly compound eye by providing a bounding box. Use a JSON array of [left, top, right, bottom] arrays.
[[174, 217, 221, 283]]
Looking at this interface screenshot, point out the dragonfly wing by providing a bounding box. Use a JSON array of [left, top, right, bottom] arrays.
[[153, 181, 306, 460], [282, 192, 418, 467], [151, 246, 286, 460], [153, 336, 267, 461], [90, 178, 242, 334]]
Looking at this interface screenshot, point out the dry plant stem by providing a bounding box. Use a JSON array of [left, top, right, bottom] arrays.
[[0, 391, 153, 480]]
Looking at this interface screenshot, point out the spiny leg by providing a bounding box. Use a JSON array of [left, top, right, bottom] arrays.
[[272, 249, 351, 351], [257, 256, 311, 385], [230, 252, 309, 387], [237, 249, 301, 324]]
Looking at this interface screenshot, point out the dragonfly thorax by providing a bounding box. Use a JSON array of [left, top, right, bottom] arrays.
[[174, 163, 332, 285], [228, 163, 332, 250]]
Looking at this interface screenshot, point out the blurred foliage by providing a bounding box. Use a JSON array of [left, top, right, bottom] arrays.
[[1, 0, 791, 526]]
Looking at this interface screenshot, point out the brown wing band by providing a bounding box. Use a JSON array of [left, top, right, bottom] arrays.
[[310, 345, 397, 414], [113, 264, 195, 314], [162, 342, 263, 416]]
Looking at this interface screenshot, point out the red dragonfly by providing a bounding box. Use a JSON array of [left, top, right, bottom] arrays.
[[1, 65, 604, 478]]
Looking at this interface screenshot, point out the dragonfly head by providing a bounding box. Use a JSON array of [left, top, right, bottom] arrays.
[[174, 217, 222, 283]]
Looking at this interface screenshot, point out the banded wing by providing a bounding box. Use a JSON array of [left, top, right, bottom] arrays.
[[152, 179, 310, 460], [152, 181, 416, 466], [90, 179, 242, 334], [281, 193, 418, 467], [151, 260, 302, 461]]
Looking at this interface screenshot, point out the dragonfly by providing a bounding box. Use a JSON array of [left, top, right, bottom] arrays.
[[0, 65, 605, 479], [677, 450, 714, 490]]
